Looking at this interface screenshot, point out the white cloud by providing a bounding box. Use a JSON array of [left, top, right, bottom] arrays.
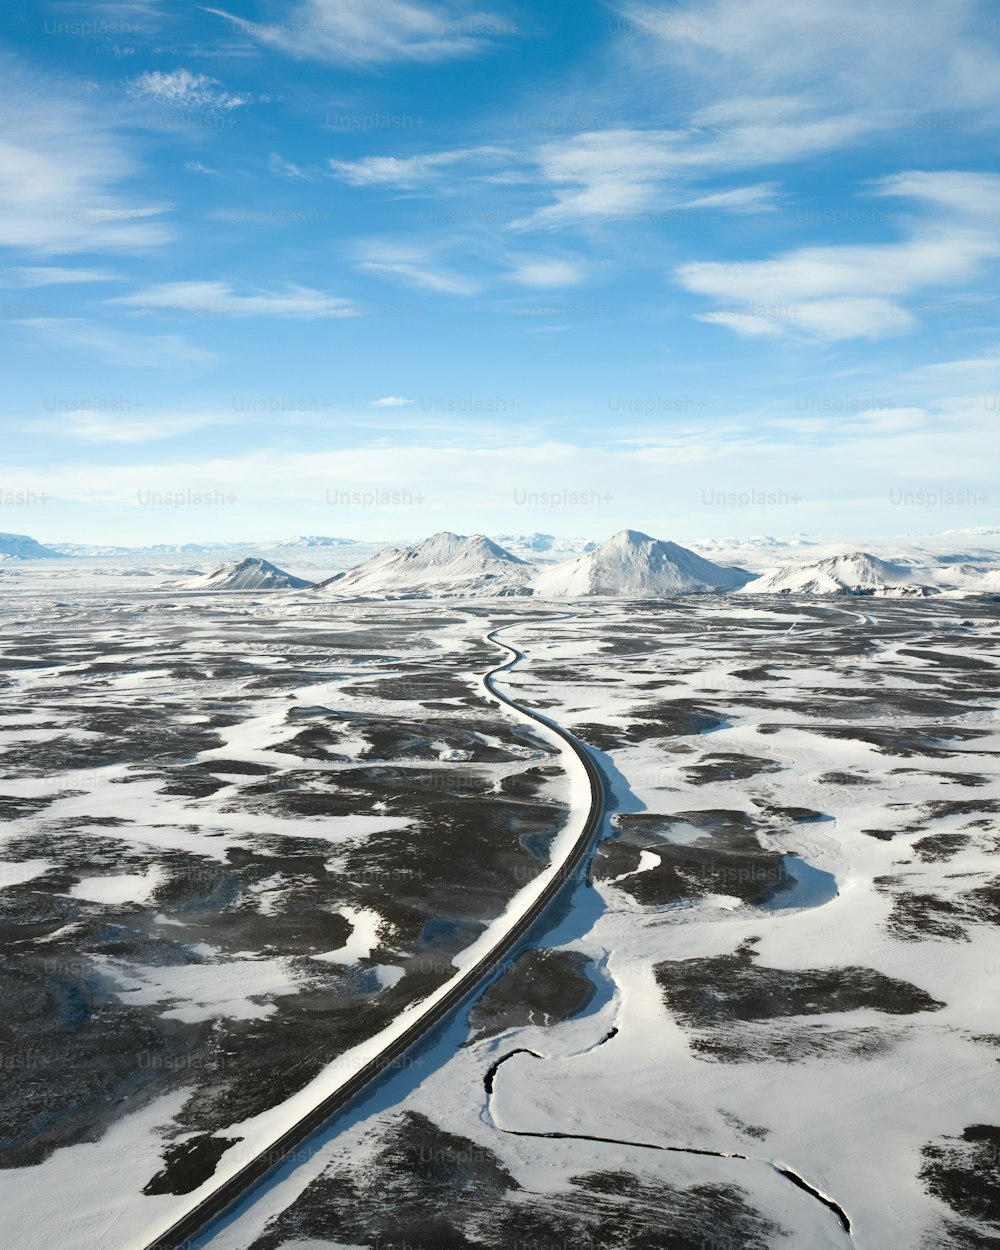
[[108, 280, 358, 319], [354, 245, 479, 295], [3, 267, 117, 286], [327, 147, 504, 189], [18, 319, 215, 367], [127, 69, 251, 110], [508, 258, 586, 288], [6, 404, 995, 537], [184, 161, 220, 176], [498, 1, 1000, 233], [871, 170, 1000, 219], [206, 0, 514, 67], [23, 409, 236, 443], [679, 233, 997, 304], [618, 0, 1000, 113], [0, 62, 173, 255], [372, 396, 413, 407], [683, 183, 780, 212], [511, 129, 684, 229], [677, 199, 1000, 341], [509, 119, 865, 231], [268, 153, 310, 179], [696, 299, 916, 342]]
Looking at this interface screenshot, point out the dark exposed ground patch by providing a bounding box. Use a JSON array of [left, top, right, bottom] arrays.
[[817, 770, 877, 785], [759, 722, 996, 758], [914, 834, 973, 863], [219, 771, 368, 819], [719, 1110, 770, 1141], [754, 803, 829, 822], [654, 937, 943, 1063], [142, 1133, 242, 1196], [922, 799, 1000, 821], [891, 769, 991, 788], [920, 1124, 1000, 1240], [575, 700, 726, 752], [598, 810, 795, 907], [0, 957, 208, 1167], [468, 949, 596, 1040], [0, 607, 570, 1164], [249, 1111, 783, 1250], [875, 875, 1000, 941], [172, 971, 452, 1137], [682, 753, 783, 784], [898, 648, 997, 671], [923, 1220, 1000, 1248], [0, 795, 57, 819]]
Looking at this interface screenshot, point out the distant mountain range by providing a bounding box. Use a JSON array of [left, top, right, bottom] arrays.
[[0, 532, 68, 560], [48, 537, 361, 558], [182, 529, 999, 599], [8, 527, 1000, 599], [273, 535, 359, 549]]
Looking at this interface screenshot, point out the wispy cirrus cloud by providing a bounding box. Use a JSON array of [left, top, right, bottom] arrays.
[[495, 1, 1000, 233], [870, 170, 1000, 219], [327, 146, 506, 189], [126, 68, 252, 109], [108, 280, 358, 318], [354, 243, 479, 295], [206, 0, 516, 67], [683, 183, 781, 213], [268, 152, 311, 179], [18, 318, 215, 367], [23, 409, 237, 443], [618, 0, 1000, 112], [0, 61, 173, 255], [508, 119, 868, 231], [3, 267, 118, 286], [694, 299, 915, 342]]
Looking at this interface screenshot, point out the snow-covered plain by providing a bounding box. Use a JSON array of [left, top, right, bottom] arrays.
[[0, 586, 582, 1249], [195, 597, 1000, 1250], [0, 569, 998, 1250]]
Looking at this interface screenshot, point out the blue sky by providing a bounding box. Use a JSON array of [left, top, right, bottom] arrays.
[[2, 0, 999, 545]]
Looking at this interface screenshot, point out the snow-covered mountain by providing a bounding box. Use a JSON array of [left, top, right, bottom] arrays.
[[490, 532, 597, 562], [534, 530, 751, 597], [48, 543, 133, 557], [742, 551, 933, 596], [182, 558, 316, 591], [965, 568, 1000, 595], [0, 532, 68, 560], [689, 534, 817, 571], [274, 535, 358, 549], [318, 532, 534, 598]]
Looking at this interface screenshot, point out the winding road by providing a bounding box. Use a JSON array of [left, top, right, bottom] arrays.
[[139, 619, 606, 1250]]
